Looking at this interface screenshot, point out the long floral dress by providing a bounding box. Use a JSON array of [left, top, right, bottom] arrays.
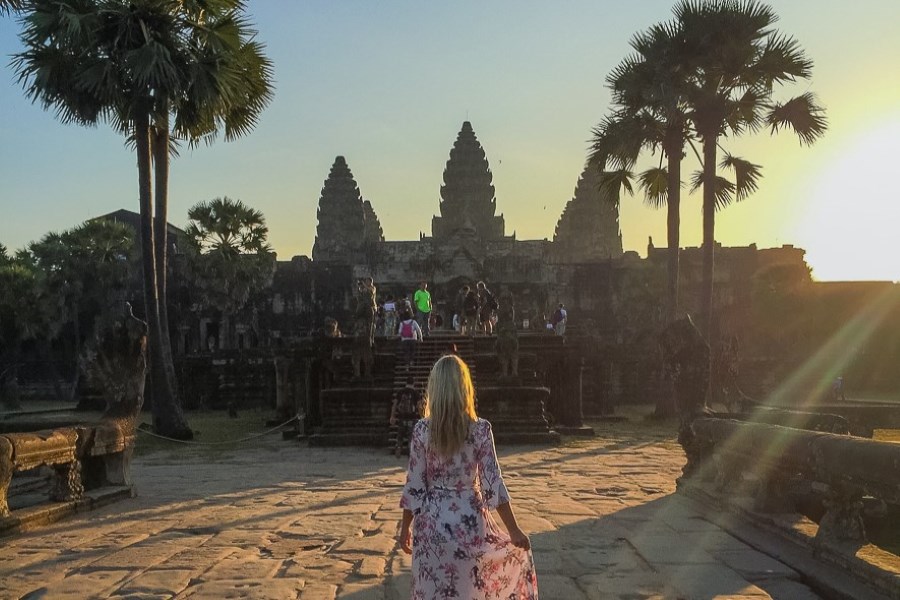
[[400, 418, 539, 599]]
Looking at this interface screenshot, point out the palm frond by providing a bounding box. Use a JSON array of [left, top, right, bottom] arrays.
[[754, 33, 813, 86], [766, 92, 827, 145], [719, 153, 761, 201], [637, 167, 669, 209], [599, 170, 634, 198], [689, 169, 736, 210]]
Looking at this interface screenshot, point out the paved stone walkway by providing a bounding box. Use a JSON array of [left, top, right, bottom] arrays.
[[1, 422, 823, 599]]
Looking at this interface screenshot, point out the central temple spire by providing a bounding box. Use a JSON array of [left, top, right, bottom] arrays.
[[431, 121, 506, 241]]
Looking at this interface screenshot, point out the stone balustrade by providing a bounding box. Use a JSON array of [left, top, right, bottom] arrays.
[[685, 418, 900, 547], [0, 422, 134, 530]]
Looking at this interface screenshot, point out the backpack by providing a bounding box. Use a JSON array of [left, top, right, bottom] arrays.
[[464, 291, 479, 315], [396, 388, 420, 417], [486, 291, 498, 311], [400, 320, 415, 339]]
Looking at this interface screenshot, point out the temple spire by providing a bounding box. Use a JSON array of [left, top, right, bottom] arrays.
[[432, 121, 505, 240], [312, 156, 367, 262], [553, 165, 623, 261], [363, 199, 384, 243]]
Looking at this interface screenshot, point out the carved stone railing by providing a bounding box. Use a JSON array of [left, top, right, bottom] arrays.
[[685, 418, 900, 547], [680, 418, 900, 598], [0, 422, 134, 523]]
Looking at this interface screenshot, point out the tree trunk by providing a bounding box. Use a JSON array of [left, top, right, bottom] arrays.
[[151, 121, 182, 414], [665, 150, 682, 325], [135, 111, 192, 440], [700, 138, 717, 339], [700, 137, 718, 409], [654, 149, 683, 418]]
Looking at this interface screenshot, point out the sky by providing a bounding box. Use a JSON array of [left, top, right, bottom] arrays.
[[1, 0, 899, 281]]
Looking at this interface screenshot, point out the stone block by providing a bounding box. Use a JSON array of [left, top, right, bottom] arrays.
[[533, 574, 587, 599], [714, 548, 800, 581], [659, 563, 770, 598], [109, 568, 195, 597], [179, 578, 305, 599], [332, 534, 396, 557], [23, 569, 133, 599], [357, 556, 386, 578]]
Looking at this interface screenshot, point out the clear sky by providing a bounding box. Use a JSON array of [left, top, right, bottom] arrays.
[[1, 0, 898, 281]]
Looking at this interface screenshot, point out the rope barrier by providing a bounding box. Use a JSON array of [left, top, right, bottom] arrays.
[[136, 415, 299, 446]]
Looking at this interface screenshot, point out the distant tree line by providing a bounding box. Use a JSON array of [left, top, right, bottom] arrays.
[[5, 0, 274, 437]]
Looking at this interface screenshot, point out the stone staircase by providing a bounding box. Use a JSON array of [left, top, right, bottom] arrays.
[[387, 334, 476, 451], [309, 333, 558, 447]]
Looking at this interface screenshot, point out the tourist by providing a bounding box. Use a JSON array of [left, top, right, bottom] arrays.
[[363, 277, 378, 343], [461, 286, 479, 336], [390, 376, 424, 458], [398, 355, 538, 598], [414, 281, 432, 337], [383, 294, 397, 337], [832, 375, 846, 401], [398, 312, 423, 366], [352, 280, 376, 380], [551, 303, 567, 336], [476, 280, 498, 335]]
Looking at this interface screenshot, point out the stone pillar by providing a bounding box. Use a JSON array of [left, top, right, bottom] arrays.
[[556, 356, 594, 436], [815, 484, 867, 549], [0, 437, 12, 517]]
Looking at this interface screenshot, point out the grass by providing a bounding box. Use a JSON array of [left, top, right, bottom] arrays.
[[873, 429, 900, 443], [134, 408, 285, 459]]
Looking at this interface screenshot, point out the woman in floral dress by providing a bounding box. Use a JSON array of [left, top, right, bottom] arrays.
[[399, 355, 538, 599]]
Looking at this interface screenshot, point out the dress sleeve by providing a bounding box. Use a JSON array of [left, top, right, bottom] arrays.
[[400, 420, 428, 514], [476, 420, 511, 509]]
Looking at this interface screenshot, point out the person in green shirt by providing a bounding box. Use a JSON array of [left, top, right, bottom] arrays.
[[413, 281, 432, 337]]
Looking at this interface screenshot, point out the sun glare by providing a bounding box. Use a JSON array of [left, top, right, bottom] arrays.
[[797, 117, 900, 282]]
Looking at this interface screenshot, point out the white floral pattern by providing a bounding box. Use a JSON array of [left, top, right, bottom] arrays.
[[401, 418, 539, 599]]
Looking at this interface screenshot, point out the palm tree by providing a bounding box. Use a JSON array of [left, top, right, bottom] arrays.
[[14, 0, 273, 438], [185, 197, 275, 349], [590, 21, 695, 326], [149, 3, 273, 393], [0, 0, 23, 14], [673, 0, 827, 339]]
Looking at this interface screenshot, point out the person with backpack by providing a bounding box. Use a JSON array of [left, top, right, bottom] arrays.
[[476, 281, 497, 335], [551, 303, 568, 336], [462, 287, 480, 336], [398, 312, 423, 366], [390, 376, 424, 457]]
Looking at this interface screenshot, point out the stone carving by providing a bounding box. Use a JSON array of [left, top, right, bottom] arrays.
[[82, 303, 149, 431], [659, 315, 710, 476], [688, 418, 900, 557], [495, 288, 519, 379], [553, 165, 623, 261], [432, 122, 506, 241], [312, 156, 373, 262], [351, 281, 375, 381]]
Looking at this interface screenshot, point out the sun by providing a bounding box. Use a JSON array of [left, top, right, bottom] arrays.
[[795, 117, 900, 282]]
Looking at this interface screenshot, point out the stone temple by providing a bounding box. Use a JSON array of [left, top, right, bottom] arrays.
[[302, 120, 624, 329]]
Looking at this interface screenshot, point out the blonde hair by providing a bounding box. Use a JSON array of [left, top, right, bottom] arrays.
[[425, 355, 477, 456]]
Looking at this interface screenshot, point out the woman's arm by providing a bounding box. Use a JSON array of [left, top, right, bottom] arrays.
[[496, 501, 530, 550], [398, 509, 413, 554]]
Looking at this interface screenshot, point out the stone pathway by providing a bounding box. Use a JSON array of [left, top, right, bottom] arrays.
[[0, 422, 824, 599]]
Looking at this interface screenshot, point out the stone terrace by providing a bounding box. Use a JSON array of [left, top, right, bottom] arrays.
[[1, 422, 827, 599]]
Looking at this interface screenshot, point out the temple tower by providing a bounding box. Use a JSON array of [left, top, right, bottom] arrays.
[[312, 156, 368, 262], [362, 200, 384, 244], [553, 165, 623, 261], [431, 121, 506, 241]]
